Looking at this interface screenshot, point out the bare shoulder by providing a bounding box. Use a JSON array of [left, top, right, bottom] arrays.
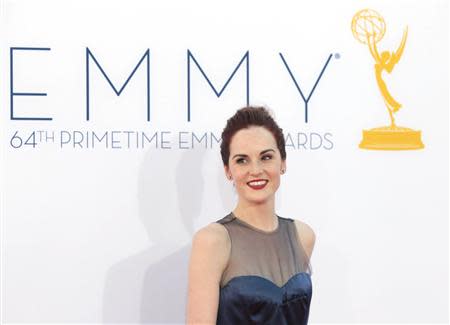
[[293, 219, 316, 259], [193, 222, 230, 247], [190, 222, 231, 270]]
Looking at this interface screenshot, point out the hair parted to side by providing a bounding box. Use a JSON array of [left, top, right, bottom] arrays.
[[220, 106, 286, 166]]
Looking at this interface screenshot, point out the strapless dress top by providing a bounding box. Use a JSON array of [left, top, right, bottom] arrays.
[[217, 272, 312, 324]]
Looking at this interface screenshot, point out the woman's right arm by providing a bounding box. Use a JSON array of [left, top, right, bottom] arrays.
[[186, 223, 230, 324]]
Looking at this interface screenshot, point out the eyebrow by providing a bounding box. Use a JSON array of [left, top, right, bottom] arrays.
[[232, 149, 275, 160]]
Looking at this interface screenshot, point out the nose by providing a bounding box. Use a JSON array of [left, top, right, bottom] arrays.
[[249, 160, 263, 176]]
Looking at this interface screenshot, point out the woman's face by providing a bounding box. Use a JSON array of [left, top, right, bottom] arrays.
[[224, 126, 286, 205]]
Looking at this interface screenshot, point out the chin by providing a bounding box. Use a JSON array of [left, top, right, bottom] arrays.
[[243, 193, 274, 205]]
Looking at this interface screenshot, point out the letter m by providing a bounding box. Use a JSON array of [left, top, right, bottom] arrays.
[[86, 48, 150, 121], [187, 50, 249, 121]]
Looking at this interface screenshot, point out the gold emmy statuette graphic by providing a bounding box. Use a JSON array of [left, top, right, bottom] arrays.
[[351, 9, 424, 150]]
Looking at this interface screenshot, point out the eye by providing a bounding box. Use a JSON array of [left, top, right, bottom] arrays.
[[261, 154, 273, 161], [236, 158, 247, 164]]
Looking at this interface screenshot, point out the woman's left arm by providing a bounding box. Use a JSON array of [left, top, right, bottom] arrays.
[[294, 220, 316, 259]]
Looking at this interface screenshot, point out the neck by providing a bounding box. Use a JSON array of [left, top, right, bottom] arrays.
[[233, 197, 277, 231]]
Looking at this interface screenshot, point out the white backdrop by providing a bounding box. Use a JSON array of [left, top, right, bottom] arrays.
[[1, 0, 448, 324]]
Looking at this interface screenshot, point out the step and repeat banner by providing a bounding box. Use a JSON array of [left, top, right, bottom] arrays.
[[1, 0, 448, 324]]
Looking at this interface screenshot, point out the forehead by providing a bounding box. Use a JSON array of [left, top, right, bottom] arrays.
[[229, 126, 277, 154]]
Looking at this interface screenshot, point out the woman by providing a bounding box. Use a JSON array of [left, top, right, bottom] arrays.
[[186, 106, 316, 324]]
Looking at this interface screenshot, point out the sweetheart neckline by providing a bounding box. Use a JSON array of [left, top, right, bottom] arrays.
[[220, 271, 311, 290]]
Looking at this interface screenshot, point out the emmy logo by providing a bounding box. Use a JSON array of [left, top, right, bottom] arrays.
[[351, 9, 424, 150]]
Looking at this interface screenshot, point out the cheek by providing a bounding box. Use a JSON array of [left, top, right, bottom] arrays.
[[230, 166, 246, 180], [268, 164, 282, 177], [235, 170, 247, 182]]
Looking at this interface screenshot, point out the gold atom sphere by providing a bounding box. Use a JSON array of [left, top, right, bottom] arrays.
[[351, 9, 386, 44]]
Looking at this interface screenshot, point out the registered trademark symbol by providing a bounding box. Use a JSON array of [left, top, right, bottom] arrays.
[[334, 53, 341, 59]]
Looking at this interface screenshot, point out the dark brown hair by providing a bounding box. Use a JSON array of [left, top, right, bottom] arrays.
[[220, 106, 286, 166]]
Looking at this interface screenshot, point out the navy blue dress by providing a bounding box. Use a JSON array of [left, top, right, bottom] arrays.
[[215, 213, 313, 325]]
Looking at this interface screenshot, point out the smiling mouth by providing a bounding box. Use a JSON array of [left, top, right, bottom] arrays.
[[247, 180, 268, 190]]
